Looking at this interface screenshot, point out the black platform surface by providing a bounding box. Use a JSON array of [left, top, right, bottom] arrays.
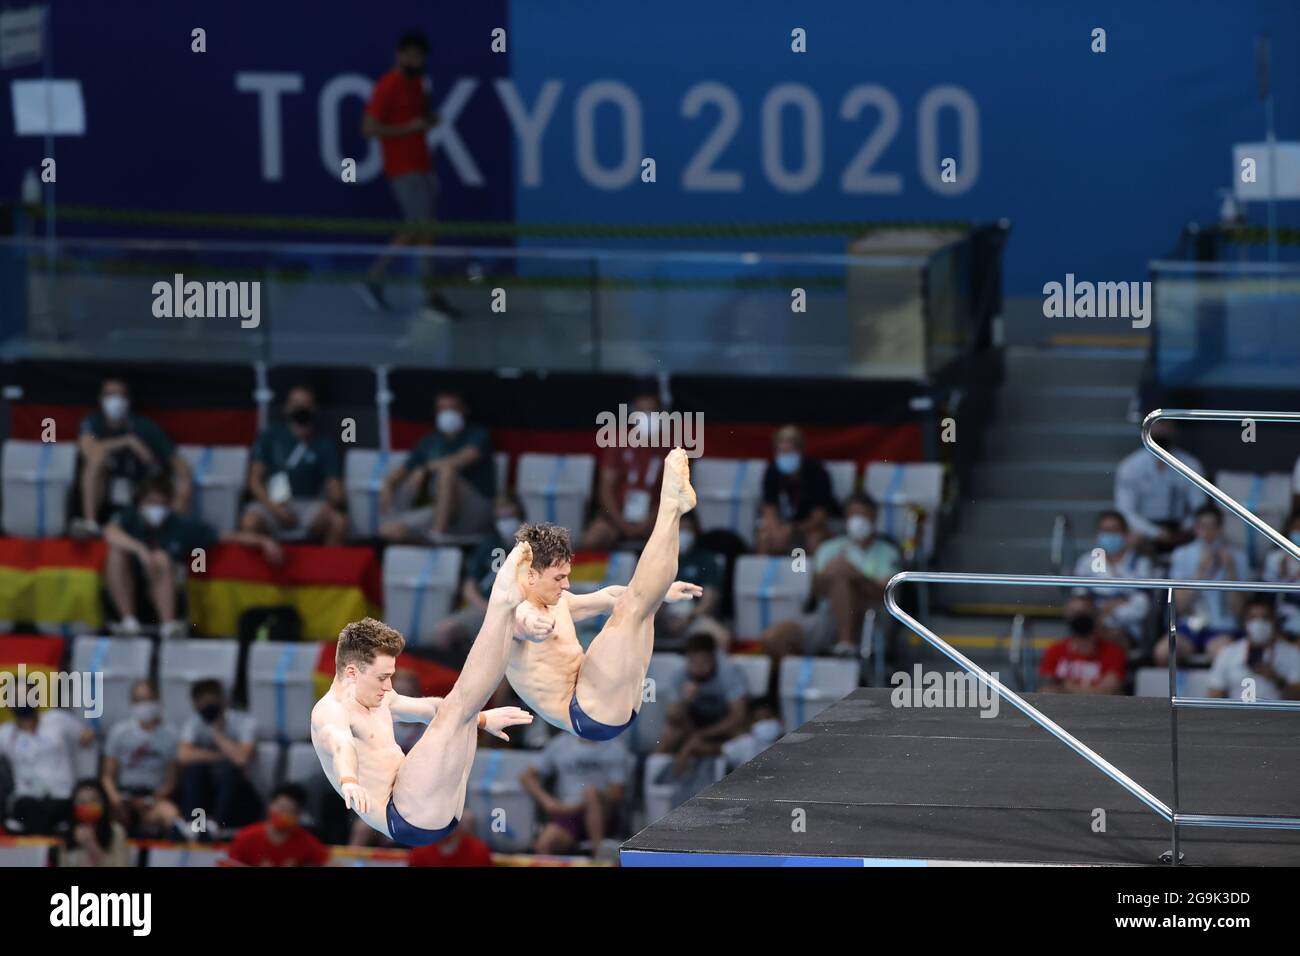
[[622, 688, 1300, 866]]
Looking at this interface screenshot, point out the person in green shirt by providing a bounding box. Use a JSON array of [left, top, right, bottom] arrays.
[[654, 511, 730, 651], [240, 386, 347, 544], [105, 475, 281, 639], [378, 390, 496, 543], [72, 378, 192, 537]]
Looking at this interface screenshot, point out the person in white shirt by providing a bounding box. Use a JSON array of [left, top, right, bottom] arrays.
[[0, 703, 95, 834], [1072, 510, 1153, 650], [1207, 596, 1300, 701], [1114, 420, 1206, 555], [1162, 504, 1253, 665], [1261, 510, 1300, 640]]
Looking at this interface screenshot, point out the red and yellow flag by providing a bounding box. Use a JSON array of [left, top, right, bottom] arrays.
[[0, 539, 105, 631]]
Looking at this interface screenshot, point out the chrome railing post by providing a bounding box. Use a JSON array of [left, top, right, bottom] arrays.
[[1164, 588, 1182, 865]]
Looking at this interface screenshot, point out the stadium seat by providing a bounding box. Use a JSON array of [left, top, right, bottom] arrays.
[[381, 546, 463, 647], [73, 738, 100, 782], [641, 753, 726, 826], [158, 639, 241, 729], [1213, 471, 1292, 569], [465, 748, 539, 853], [178, 444, 249, 534], [250, 741, 283, 799], [824, 460, 858, 503], [247, 642, 322, 742], [72, 635, 154, 732], [1, 439, 78, 538], [865, 461, 944, 559], [628, 652, 687, 755], [344, 449, 410, 538], [283, 741, 320, 787], [692, 458, 767, 545], [732, 555, 812, 640], [1133, 667, 1214, 699], [779, 656, 859, 730], [728, 654, 771, 699], [147, 845, 224, 867], [0, 843, 51, 866], [516, 453, 595, 532]]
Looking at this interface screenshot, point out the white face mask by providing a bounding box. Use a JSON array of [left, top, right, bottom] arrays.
[[436, 409, 465, 435], [751, 718, 782, 744], [496, 518, 520, 543], [132, 701, 160, 723], [141, 503, 169, 527], [679, 530, 696, 554], [1245, 619, 1273, 646], [846, 515, 873, 542], [102, 395, 128, 421]]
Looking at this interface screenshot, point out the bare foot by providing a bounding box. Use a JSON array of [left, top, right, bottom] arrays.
[[491, 542, 532, 607], [661, 448, 696, 513]]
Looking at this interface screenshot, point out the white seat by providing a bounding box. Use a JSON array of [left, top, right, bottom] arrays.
[[382, 546, 462, 647], [158, 639, 241, 730], [692, 458, 766, 544], [344, 448, 411, 538], [728, 654, 771, 699], [1, 439, 77, 537], [178, 445, 249, 534], [148, 845, 224, 867], [1214, 471, 1292, 570], [865, 462, 944, 559], [516, 454, 595, 532], [0, 843, 51, 866], [641, 752, 727, 826], [779, 657, 859, 730], [251, 741, 283, 798], [733, 555, 812, 640], [628, 652, 687, 755], [465, 749, 539, 852], [824, 460, 858, 504], [72, 635, 154, 732], [283, 741, 320, 786], [247, 642, 322, 742], [73, 736, 100, 782], [1134, 667, 1216, 698]]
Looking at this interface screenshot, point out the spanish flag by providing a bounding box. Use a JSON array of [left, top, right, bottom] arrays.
[[0, 539, 106, 632], [0, 635, 65, 724], [186, 544, 382, 641]]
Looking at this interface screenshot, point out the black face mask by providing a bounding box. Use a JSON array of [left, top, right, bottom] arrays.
[[14, 705, 36, 720], [288, 407, 315, 427], [1067, 614, 1096, 637], [199, 703, 223, 723], [401, 64, 422, 77], [691, 668, 716, 684]]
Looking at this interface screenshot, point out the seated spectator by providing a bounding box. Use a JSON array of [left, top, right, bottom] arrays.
[[72, 376, 192, 537], [756, 425, 837, 556], [520, 732, 628, 860], [719, 698, 784, 770], [379, 390, 496, 543], [226, 784, 330, 867], [657, 635, 750, 775], [431, 493, 525, 655], [1261, 510, 1300, 640], [1161, 503, 1252, 665], [654, 511, 729, 651], [177, 680, 263, 838], [0, 695, 94, 834], [105, 475, 281, 638], [760, 493, 901, 662], [1038, 593, 1126, 695], [582, 387, 664, 550], [102, 679, 183, 837], [1114, 419, 1206, 555], [1207, 595, 1300, 701], [1072, 510, 1153, 650], [56, 779, 130, 868], [241, 386, 347, 545], [407, 811, 493, 867]]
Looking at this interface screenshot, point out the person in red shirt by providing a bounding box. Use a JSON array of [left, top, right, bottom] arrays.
[[1038, 593, 1127, 695], [582, 389, 666, 549], [225, 784, 330, 867], [407, 813, 493, 867], [359, 30, 459, 322]]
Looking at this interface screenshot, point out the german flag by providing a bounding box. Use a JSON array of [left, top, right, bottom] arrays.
[[0, 539, 106, 632], [567, 550, 623, 588], [186, 544, 382, 641], [0, 635, 65, 724], [309, 643, 460, 700]]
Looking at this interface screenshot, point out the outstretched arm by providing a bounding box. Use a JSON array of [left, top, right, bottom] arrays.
[[388, 694, 441, 724], [566, 586, 626, 622]]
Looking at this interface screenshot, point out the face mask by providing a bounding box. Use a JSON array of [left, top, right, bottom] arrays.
[[132, 701, 160, 723], [1067, 614, 1096, 637], [1097, 532, 1125, 553], [846, 515, 873, 542], [101, 395, 128, 421], [691, 666, 716, 684], [775, 452, 801, 476], [679, 530, 697, 554], [74, 802, 104, 824], [14, 705, 36, 720], [269, 810, 299, 831], [288, 406, 315, 427], [141, 503, 168, 527], [1246, 619, 1273, 645], [496, 518, 520, 543], [751, 718, 782, 744], [437, 409, 465, 435], [401, 63, 422, 77], [199, 703, 223, 723]]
